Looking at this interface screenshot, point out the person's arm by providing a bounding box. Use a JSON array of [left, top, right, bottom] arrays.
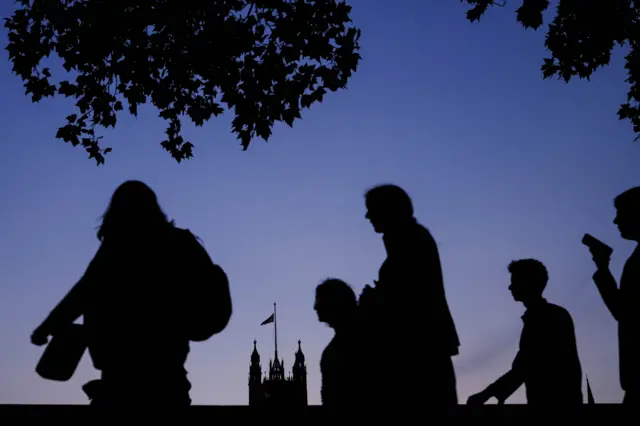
[[593, 268, 622, 321], [485, 350, 526, 402], [37, 279, 88, 336], [467, 350, 525, 405], [35, 246, 104, 338]]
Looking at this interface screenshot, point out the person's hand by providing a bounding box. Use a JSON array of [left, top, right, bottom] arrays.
[[589, 247, 611, 271], [466, 390, 492, 406], [360, 284, 375, 297], [30, 325, 50, 346], [359, 284, 376, 305]]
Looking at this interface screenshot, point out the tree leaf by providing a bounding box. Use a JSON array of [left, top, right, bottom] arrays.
[[3, 0, 362, 165], [462, 0, 640, 145]]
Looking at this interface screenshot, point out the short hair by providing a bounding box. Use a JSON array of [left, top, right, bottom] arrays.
[[614, 186, 640, 213], [508, 259, 548, 290], [364, 184, 414, 218], [316, 278, 357, 306]]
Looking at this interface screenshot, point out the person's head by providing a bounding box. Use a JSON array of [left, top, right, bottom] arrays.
[[97, 180, 172, 242], [314, 278, 357, 328], [614, 187, 640, 242], [364, 184, 414, 234], [507, 259, 548, 304]]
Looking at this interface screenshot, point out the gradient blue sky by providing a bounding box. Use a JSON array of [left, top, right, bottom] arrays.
[[0, 1, 638, 405]]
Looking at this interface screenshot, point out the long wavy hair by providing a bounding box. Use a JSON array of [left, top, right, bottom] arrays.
[[96, 180, 174, 242]]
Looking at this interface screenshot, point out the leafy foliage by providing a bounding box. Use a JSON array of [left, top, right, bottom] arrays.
[[4, 0, 361, 164], [462, 0, 640, 140]]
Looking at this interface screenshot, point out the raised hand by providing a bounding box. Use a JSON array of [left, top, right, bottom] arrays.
[[589, 246, 611, 271], [30, 326, 49, 346]]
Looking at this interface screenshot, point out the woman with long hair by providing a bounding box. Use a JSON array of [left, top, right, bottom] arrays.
[[31, 180, 232, 410]]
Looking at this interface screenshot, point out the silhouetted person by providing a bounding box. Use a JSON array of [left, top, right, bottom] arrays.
[[588, 187, 640, 404], [467, 259, 583, 405], [30, 180, 232, 412], [359, 184, 460, 408], [315, 278, 361, 409]]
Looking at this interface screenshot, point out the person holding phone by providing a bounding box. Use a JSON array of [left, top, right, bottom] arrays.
[[587, 186, 640, 405]]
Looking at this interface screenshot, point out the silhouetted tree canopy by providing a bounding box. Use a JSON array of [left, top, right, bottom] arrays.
[[4, 0, 361, 164], [462, 0, 640, 141]]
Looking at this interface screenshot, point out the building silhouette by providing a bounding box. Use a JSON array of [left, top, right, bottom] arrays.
[[248, 339, 307, 406]]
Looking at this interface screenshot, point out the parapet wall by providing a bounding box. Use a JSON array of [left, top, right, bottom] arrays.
[[0, 404, 625, 423]]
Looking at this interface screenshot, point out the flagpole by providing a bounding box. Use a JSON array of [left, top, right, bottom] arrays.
[[273, 302, 278, 360]]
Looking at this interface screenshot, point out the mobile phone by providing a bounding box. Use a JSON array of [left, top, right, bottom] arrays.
[[582, 233, 613, 257]]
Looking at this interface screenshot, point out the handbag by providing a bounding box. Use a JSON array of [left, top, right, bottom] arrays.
[[36, 322, 87, 382]]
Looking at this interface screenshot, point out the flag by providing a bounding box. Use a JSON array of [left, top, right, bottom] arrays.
[[261, 313, 275, 326], [586, 376, 595, 404]]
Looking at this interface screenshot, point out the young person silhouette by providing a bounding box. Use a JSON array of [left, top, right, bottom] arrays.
[[31, 180, 232, 412], [467, 259, 583, 405], [315, 278, 361, 409]]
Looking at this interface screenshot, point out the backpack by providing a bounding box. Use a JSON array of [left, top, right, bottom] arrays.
[[175, 228, 232, 341]]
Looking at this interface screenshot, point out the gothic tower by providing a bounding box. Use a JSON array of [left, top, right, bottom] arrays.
[[269, 353, 285, 381], [248, 340, 308, 405], [292, 340, 308, 405], [248, 340, 262, 405]]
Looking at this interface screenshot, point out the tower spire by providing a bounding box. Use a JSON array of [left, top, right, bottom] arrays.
[[248, 340, 262, 405]]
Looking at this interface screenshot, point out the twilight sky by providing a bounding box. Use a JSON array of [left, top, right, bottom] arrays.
[[0, 1, 638, 405]]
